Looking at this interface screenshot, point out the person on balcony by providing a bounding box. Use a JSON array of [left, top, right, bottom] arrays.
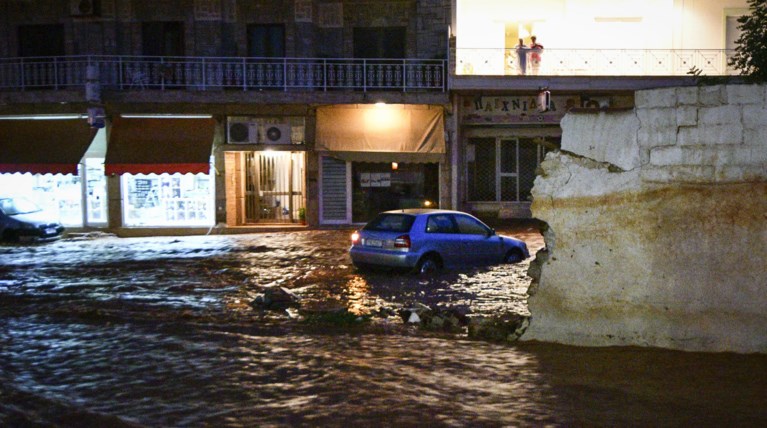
[[530, 36, 544, 75], [515, 38, 528, 75]]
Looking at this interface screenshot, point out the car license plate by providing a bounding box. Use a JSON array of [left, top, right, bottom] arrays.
[[45, 227, 57, 235], [366, 239, 383, 247]]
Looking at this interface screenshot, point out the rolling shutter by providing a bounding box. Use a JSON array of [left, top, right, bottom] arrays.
[[320, 156, 348, 223]]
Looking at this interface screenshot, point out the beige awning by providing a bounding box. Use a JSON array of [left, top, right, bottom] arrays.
[[316, 104, 445, 162], [323, 151, 444, 163]]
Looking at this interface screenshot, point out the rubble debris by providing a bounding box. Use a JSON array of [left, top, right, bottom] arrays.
[[467, 312, 530, 343], [250, 287, 301, 311]]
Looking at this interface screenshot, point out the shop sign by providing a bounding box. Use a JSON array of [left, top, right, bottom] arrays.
[[461, 95, 580, 125]]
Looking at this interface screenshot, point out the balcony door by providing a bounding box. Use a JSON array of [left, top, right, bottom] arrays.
[[353, 27, 405, 58], [18, 24, 65, 57], [247, 24, 285, 57], [142, 22, 184, 56]]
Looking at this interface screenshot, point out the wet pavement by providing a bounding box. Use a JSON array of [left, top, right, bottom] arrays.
[[1, 224, 766, 426]]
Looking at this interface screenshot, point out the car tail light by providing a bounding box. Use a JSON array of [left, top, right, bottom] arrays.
[[351, 231, 360, 244], [394, 234, 411, 248]]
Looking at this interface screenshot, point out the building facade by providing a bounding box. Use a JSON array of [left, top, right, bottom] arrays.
[[0, 0, 450, 234], [450, 0, 748, 219], [0, 0, 748, 234]]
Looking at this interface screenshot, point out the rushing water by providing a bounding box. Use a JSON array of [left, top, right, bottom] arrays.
[[1, 227, 765, 426]]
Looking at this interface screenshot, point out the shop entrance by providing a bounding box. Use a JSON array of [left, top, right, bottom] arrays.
[[352, 162, 439, 223], [467, 136, 552, 203], [243, 151, 305, 224]]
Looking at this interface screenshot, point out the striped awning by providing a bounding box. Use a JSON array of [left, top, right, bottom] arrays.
[[105, 116, 216, 175], [0, 119, 97, 175]]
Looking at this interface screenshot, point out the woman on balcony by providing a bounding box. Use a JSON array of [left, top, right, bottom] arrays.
[[530, 36, 544, 75], [515, 38, 528, 75]]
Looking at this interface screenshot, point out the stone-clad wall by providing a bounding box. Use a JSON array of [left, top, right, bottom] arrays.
[[523, 84, 767, 353]]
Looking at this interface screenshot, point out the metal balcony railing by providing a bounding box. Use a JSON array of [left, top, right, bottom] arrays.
[[456, 48, 740, 77], [0, 55, 447, 92]]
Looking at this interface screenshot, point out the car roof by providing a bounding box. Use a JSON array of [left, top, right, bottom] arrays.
[[379, 209, 471, 216]]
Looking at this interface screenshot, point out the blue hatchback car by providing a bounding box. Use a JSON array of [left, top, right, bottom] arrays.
[[349, 209, 529, 274]]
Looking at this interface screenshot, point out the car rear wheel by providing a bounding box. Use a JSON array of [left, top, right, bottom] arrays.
[[414, 255, 440, 275], [504, 248, 525, 264]]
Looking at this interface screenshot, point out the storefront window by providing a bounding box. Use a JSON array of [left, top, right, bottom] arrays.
[[467, 137, 550, 202], [121, 172, 214, 227], [0, 172, 83, 227], [352, 163, 439, 223], [84, 158, 108, 225]]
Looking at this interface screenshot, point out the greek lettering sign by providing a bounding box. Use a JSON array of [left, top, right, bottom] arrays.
[[461, 95, 580, 125]]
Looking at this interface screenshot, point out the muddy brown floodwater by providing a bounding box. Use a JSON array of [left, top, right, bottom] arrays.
[[1, 223, 765, 426]]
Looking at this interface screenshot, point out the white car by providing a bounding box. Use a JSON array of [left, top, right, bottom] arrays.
[[0, 196, 64, 243]]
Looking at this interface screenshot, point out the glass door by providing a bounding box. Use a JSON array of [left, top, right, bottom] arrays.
[[244, 151, 305, 224]]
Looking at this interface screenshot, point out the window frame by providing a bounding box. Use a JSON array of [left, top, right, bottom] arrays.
[[425, 214, 458, 234], [454, 214, 492, 236]]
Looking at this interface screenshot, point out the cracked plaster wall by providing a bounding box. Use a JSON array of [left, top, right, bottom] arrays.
[[522, 84, 767, 353]]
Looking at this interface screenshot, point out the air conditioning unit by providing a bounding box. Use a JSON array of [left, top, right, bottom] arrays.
[[228, 118, 259, 144], [70, 0, 100, 16], [263, 124, 292, 145], [583, 97, 610, 109]]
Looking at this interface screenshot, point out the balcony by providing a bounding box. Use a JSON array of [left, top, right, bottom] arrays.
[[0, 55, 447, 93], [453, 48, 741, 92]]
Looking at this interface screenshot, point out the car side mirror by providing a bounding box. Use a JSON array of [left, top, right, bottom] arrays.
[[487, 228, 496, 237]]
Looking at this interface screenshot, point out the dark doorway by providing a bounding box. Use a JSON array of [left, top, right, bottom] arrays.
[[353, 27, 406, 58], [467, 138, 496, 201], [142, 22, 184, 56], [352, 162, 439, 223], [18, 24, 65, 57], [247, 24, 285, 57]]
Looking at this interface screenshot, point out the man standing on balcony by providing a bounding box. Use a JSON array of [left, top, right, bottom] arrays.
[[530, 36, 544, 75], [515, 38, 528, 75]]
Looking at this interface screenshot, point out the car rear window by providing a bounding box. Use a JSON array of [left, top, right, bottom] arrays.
[[363, 214, 415, 232], [0, 197, 41, 215]]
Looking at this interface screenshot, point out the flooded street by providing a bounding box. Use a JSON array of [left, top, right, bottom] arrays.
[[1, 225, 765, 426]]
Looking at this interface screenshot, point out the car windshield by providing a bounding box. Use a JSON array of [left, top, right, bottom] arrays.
[[363, 214, 415, 232], [0, 197, 42, 215]]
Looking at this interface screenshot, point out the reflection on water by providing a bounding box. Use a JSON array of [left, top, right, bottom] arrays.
[[1, 317, 566, 426], [1, 228, 765, 426]]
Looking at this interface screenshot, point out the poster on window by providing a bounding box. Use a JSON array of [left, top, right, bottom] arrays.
[[122, 173, 215, 227], [369, 173, 391, 187], [360, 173, 371, 187], [131, 179, 154, 208]]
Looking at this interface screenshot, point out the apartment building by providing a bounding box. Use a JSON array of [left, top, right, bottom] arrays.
[[0, 0, 450, 233], [0, 0, 748, 234], [450, 0, 748, 218]]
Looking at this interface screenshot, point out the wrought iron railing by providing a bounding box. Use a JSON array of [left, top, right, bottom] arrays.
[[0, 55, 447, 91], [456, 48, 739, 77]]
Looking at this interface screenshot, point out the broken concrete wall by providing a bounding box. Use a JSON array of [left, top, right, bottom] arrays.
[[523, 84, 767, 353]]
